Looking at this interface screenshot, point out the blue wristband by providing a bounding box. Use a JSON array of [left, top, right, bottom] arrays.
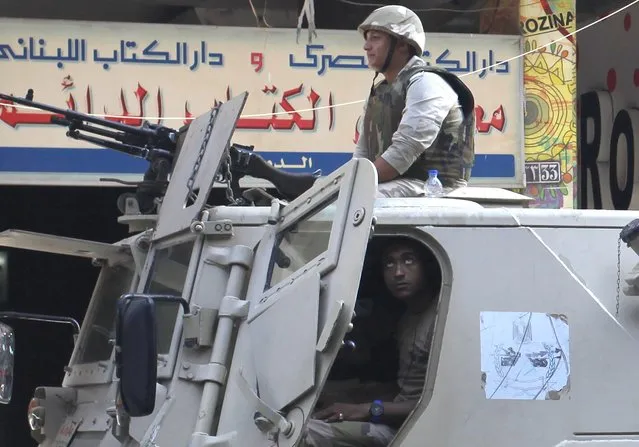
[[369, 399, 384, 423]]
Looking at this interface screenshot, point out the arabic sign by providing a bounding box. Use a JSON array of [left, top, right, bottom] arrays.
[[0, 18, 525, 187]]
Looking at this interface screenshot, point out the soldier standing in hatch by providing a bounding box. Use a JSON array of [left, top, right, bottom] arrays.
[[352, 5, 476, 198], [298, 236, 440, 447]]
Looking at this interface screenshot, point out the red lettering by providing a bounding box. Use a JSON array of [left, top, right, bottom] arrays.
[[251, 52, 264, 72]]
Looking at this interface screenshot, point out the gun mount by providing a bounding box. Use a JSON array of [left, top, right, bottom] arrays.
[[0, 90, 320, 215]]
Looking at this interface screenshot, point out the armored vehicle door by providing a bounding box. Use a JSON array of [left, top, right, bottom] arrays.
[[217, 157, 377, 446], [0, 230, 136, 386]]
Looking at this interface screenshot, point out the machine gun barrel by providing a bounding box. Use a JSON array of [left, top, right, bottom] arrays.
[[0, 92, 179, 159], [66, 129, 149, 158], [0, 93, 164, 139]]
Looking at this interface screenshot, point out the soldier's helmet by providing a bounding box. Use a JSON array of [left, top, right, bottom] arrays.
[[357, 5, 426, 56]]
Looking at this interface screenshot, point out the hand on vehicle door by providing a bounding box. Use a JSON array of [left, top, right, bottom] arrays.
[[313, 402, 370, 423]]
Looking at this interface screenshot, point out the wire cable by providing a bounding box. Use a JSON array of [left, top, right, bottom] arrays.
[[335, 0, 538, 13]]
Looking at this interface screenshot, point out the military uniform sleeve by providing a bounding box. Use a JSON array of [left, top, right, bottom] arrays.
[[353, 101, 369, 159], [394, 308, 437, 403], [380, 72, 459, 175]]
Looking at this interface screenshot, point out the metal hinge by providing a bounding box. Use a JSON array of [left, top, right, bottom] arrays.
[[190, 219, 234, 237], [179, 362, 227, 385]]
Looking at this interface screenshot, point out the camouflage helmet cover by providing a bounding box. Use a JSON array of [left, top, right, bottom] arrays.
[[357, 5, 426, 55]]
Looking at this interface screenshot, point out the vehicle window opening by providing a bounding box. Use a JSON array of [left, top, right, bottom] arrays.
[[305, 235, 442, 446], [73, 264, 135, 365], [144, 240, 195, 355], [264, 193, 337, 291]]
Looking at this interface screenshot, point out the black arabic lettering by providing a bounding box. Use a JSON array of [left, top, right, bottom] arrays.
[[435, 49, 463, 72], [432, 48, 509, 76], [93, 47, 118, 70], [91, 40, 223, 70], [318, 54, 367, 75], [0, 38, 87, 68], [140, 40, 181, 64], [289, 44, 323, 68], [289, 44, 367, 75], [288, 44, 509, 76], [0, 38, 28, 60], [188, 42, 203, 71], [28, 38, 86, 68]]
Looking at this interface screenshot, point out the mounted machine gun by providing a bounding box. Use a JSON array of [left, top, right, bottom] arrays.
[[0, 91, 321, 215]]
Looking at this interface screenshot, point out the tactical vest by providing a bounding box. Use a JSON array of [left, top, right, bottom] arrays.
[[362, 57, 476, 188]]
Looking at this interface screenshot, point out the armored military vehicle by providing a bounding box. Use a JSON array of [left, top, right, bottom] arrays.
[[1, 89, 639, 447]]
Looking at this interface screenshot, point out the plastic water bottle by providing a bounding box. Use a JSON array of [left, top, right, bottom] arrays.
[[423, 169, 444, 197]]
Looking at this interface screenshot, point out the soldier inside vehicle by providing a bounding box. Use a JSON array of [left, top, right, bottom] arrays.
[[299, 235, 442, 447]]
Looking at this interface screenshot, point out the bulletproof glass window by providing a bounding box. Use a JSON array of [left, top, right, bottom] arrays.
[[75, 264, 135, 364], [265, 194, 337, 291], [143, 240, 194, 355]]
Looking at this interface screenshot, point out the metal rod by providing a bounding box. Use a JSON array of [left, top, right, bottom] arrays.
[[68, 131, 148, 158], [194, 248, 252, 434], [0, 312, 80, 334], [0, 93, 158, 137]]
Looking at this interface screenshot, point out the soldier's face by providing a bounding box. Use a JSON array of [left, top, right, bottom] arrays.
[[363, 30, 391, 71], [382, 244, 425, 302]]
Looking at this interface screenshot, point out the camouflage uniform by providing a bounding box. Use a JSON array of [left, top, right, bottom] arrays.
[[355, 56, 476, 197], [298, 303, 437, 446]]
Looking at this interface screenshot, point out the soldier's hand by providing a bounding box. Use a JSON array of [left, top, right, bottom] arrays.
[[312, 402, 369, 423]]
